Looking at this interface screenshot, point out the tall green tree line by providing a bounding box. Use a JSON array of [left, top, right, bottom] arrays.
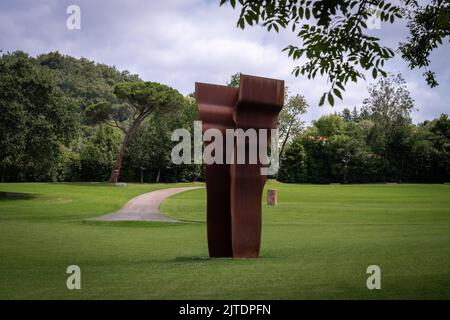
[[278, 75, 450, 183], [1, 51, 449, 183], [0, 51, 200, 182]]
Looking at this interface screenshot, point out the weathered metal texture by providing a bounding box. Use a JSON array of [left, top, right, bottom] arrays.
[[195, 74, 284, 258], [195, 83, 237, 257], [231, 74, 284, 258], [267, 189, 278, 206]]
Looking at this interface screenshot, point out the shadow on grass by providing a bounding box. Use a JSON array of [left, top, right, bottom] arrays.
[[60, 182, 117, 187], [171, 256, 269, 263], [81, 219, 193, 228], [0, 192, 39, 201], [59, 182, 206, 187], [173, 256, 212, 262], [169, 218, 205, 224]]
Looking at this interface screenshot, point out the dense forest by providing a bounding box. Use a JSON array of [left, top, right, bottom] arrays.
[[0, 51, 200, 182], [1, 51, 449, 183], [279, 75, 450, 183]]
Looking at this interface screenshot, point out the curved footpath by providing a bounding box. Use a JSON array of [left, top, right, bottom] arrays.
[[95, 187, 202, 222]]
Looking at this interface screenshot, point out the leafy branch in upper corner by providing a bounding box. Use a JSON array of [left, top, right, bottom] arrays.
[[220, 0, 448, 106], [399, 0, 450, 88]]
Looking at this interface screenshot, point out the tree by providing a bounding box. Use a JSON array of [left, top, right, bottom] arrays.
[[37, 51, 140, 112], [227, 72, 241, 87], [79, 125, 123, 181], [313, 114, 345, 137], [85, 81, 186, 183], [428, 114, 450, 181], [0, 51, 79, 181], [123, 97, 201, 183], [361, 73, 415, 180], [278, 92, 308, 156], [400, 0, 450, 87], [220, 0, 449, 105], [279, 113, 383, 184], [277, 139, 306, 182]]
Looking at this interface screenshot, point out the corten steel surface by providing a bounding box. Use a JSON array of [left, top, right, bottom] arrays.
[[195, 74, 284, 258], [195, 83, 237, 257], [231, 74, 284, 258]]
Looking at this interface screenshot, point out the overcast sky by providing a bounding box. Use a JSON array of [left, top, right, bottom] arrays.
[[1, 0, 448, 123]]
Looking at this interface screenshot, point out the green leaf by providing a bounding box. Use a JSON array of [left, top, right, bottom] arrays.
[[244, 15, 253, 26], [305, 8, 311, 19], [372, 68, 378, 79], [336, 82, 345, 91], [319, 93, 326, 106], [333, 88, 342, 100], [238, 18, 245, 29], [328, 93, 334, 106]]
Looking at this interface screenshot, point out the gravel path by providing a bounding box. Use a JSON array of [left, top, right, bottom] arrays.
[[95, 187, 202, 222]]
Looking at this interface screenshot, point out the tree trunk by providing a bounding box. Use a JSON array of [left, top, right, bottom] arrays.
[[280, 122, 293, 157], [156, 169, 161, 183], [383, 133, 390, 182], [110, 135, 129, 183], [277, 123, 293, 180], [140, 167, 144, 184], [110, 121, 140, 183]]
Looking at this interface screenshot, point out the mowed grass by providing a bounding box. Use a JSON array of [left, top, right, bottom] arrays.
[[0, 182, 449, 299]]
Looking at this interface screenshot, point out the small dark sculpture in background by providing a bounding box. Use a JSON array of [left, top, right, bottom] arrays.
[[196, 74, 284, 258]]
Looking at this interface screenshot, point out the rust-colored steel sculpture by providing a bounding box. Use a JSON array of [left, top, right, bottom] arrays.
[[195, 83, 237, 257], [195, 74, 284, 258], [231, 74, 284, 258]]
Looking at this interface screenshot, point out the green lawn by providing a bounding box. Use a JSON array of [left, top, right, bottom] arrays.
[[0, 182, 449, 299]]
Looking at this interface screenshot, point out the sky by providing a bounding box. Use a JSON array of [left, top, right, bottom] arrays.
[[1, 0, 448, 124]]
